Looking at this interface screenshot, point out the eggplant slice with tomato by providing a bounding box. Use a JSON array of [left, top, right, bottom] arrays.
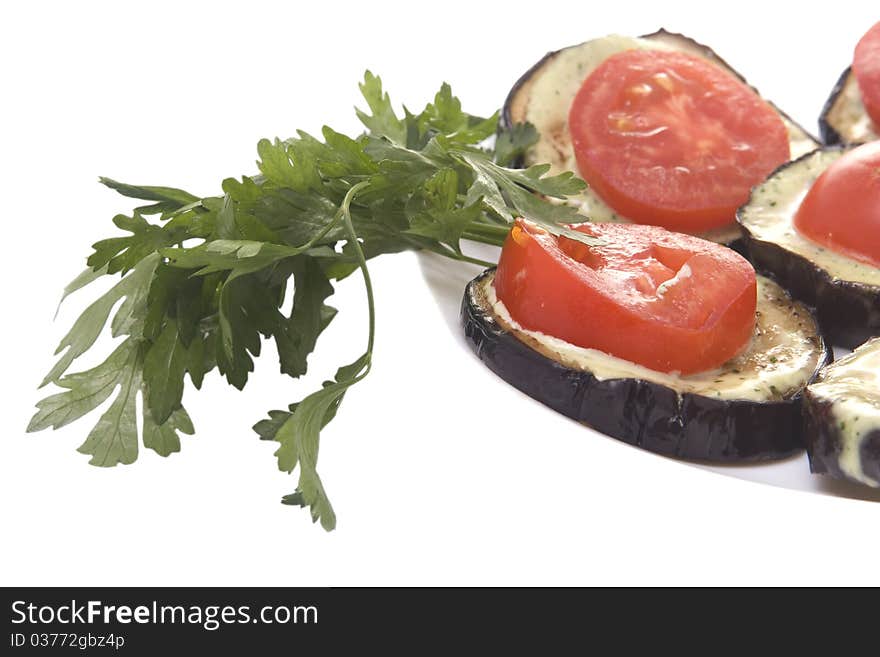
[[737, 145, 880, 348], [502, 29, 820, 247], [461, 221, 830, 463], [803, 338, 880, 487], [819, 22, 880, 145], [819, 67, 879, 145]]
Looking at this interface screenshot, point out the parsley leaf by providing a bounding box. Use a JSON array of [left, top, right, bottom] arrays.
[[28, 338, 140, 433], [32, 72, 593, 529], [356, 71, 406, 145], [99, 177, 200, 216], [56, 265, 109, 317], [142, 319, 188, 425], [142, 405, 194, 457], [40, 255, 157, 387], [274, 354, 367, 529], [276, 256, 337, 378], [76, 340, 143, 467], [494, 121, 539, 167]]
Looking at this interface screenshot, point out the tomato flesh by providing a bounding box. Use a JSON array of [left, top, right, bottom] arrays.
[[494, 220, 757, 374], [793, 141, 880, 268], [568, 49, 790, 233], [854, 21, 880, 128]]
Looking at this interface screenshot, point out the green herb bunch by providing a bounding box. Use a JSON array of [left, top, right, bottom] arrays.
[[28, 73, 587, 530]]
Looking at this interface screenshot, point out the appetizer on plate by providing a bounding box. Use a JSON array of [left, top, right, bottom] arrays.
[[804, 338, 880, 487], [738, 142, 880, 348], [820, 21, 880, 145], [30, 27, 880, 530], [462, 220, 829, 462], [503, 30, 819, 246]]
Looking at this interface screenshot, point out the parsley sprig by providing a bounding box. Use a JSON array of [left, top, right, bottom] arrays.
[[29, 72, 588, 530]]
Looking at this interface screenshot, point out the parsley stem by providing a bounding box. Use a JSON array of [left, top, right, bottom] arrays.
[[432, 248, 496, 269], [461, 222, 509, 246], [338, 181, 375, 357]]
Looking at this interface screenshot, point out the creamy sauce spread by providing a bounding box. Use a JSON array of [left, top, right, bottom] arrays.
[[827, 73, 879, 144], [477, 273, 823, 402], [808, 338, 880, 486], [740, 148, 880, 286], [514, 35, 818, 244]]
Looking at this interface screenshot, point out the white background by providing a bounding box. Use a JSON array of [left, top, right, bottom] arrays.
[[2, 0, 879, 586]]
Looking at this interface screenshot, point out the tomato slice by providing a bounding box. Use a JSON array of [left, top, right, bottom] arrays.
[[568, 49, 790, 233], [854, 21, 880, 128], [793, 141, 880, 268], [494, 220, 757, 374]]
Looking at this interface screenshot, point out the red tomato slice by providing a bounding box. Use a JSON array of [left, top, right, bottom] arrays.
[[494, 220, 757, 374], [793, 142, 880, 268], [854, 21, 880, 127], [568, 49, 790, 233]]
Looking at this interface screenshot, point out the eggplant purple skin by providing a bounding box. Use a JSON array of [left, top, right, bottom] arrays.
[[818, 67, 853, 146], [461, 270, 831, 463], [865, 433, 880, 483], [740, 235, 880, 349], [803, 392, 880, 484], [803, 395, 848, 479]]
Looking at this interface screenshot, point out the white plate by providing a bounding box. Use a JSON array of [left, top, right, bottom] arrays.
[[418, 245, 880, 504]]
